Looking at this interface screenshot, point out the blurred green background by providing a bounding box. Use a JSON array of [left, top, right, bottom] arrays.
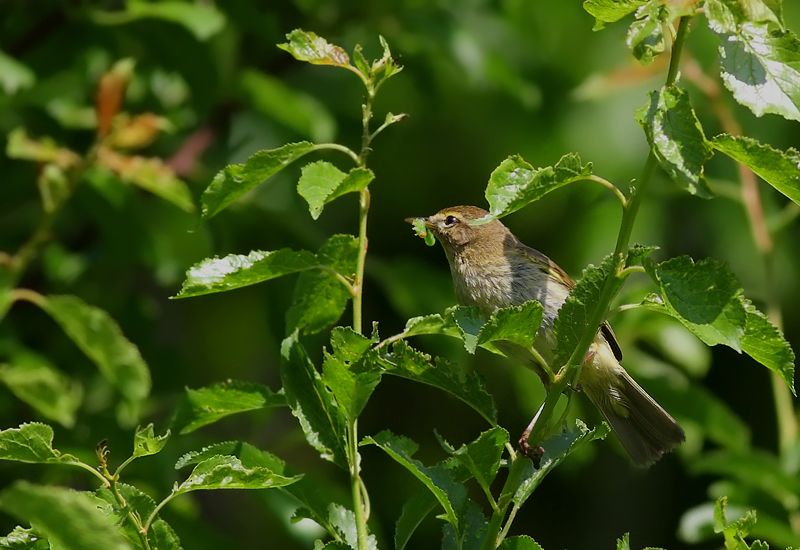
[[1, 1, 799, 548]]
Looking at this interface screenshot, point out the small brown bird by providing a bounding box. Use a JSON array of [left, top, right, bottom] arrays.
[[410, 205, 684, 466]]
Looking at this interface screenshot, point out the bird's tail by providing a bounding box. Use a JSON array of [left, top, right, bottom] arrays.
[[582, 346, 684, 467]]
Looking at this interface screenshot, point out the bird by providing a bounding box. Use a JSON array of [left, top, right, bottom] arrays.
[[408, 205, 684, 466]]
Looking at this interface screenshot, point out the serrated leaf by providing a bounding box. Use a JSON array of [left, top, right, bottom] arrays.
[[0, 351, 81, 428], [89, 1, 225, 40], [278, 30, 352, 68], [322, 354, 382, 421], [617, 533, 631, 550], [740, 298, 795, 394], [583, 0, 648, 28], [376, 341, 497, 424], [0, 423, 79, 464], [510, 420, 610, 507], [0, 525, 49, 549], [330, 327, 374, 362], [171, 380, 285, 434], [441, 498, 487, 550], [38, 294, 151, 405], [202, 141, 315, 218], [637, 85, 713, 197], [175, 248, 318, 298], [711, 134, 800, 206], [132, 423, 170, 458], [646, 256, 747, 349], [174, 454, 301, 494], [286, 234, 358, 334], [444, 427, 509, 498], [0, 482, 131, 550], [298, 161, 374, 219], [175, 441, 286, 475], [499, 536, 544, 550], [484, 153, 593, 219], [95, 483, 182, 550], [402, 313, 462, 339], [280, 333, 348, 468], [714, 496, 760, 549], [475, 300, 543, 353], [626, 2, 667, 64], [328, 504, 378, 550], [364, 430, 466, 530], [553, 254, 620, 367], [706, 0, 800, 122]]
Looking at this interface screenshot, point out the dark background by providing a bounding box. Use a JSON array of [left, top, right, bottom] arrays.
[[1, 1, 799, 548]]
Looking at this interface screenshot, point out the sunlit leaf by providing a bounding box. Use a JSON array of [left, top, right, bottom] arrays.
[[131, 423, 170, 459], [0, 351, 81, 428], [0, 50, 35, 95], [376, 341, 497, 424], [711, 134, 800, 206], [637, 85, 712, 197], [278, 30, 352, 68], [583, 0, 648, 29], [0, 482, 131, 550], [328, 504, 378, 550], [171, 380, 285, 434], [38, 295, 151, 405], [626, 2, 667, 64], [297, 161, 374, 220], [0, 525, 49, 549], [484, 153, 592, 219], [706, 0, 800, 121], [175, 441, 286, 474], [202, 141, 315, 218], [172, 455, 301, 494], [0, 423, 79, 464], [6, 128, 80, 169], [108, 113, 169, 150], [322, 353, 382, 421], [89, 1, 225, 40], [280, 334, 348, 468]]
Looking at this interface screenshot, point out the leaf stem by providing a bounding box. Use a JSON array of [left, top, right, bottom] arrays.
[[98, 458, 152, 550], [348, 419, 370, 550], [144, 491, 179, 534], [69, 459, 111, 486], [579, 175, 627, 207], [313, 143, 361, 165]]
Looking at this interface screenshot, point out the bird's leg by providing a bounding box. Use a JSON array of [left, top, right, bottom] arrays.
[[518, 403, 546, 468]]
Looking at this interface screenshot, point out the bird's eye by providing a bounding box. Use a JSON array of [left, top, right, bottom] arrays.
[[444, 215, 459, 226]]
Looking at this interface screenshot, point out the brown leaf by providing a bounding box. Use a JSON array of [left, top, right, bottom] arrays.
[[96, 59, 135, 137], [109, 114, 169, 150]]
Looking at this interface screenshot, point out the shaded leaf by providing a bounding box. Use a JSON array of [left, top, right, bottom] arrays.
[[278, 30, 352, 68], [95, 483, 182, 550], [499, 536, 544, 550], [364, 431, 466, 530], [553, 254, 620, 367], [38, 295, 151, 405], [484, 153, 592, 219], [132, 423, 170, 459], [740, 298, 795, 394], [330, 327, 374, 362], [298, 161, 374, 219], [201, 141, 315, 218], [711, 134, 800, 206], [0, 50, 34, 95], [6, 128, 80, 169], [174, 248, 318, 298], [280, 333, 348, 468], [0, 482, 131, 550], [174, 454, 301, 493], [441, 427, 509, 498], [706, 0, 800, 121], [171, 380, 285, 434], [0, 423, 79, 464], [286, 234, 358, 334], [637, 85, 712, 197], [37, 164, 70, 213], [510, 420, 610, 507], [376, 341, 497, 424], [395, 488, 440, 550], [441, 498, 487, 550], [322, 353, 382, 421], [89, 1, 225, 40], [0, 351, 81, 428]]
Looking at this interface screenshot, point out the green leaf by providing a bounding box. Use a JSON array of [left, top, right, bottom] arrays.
[[280, 333, 348, 468], [174, 248, 318, 298], [322, 353, 382, 421], [646, 256, 746, 349], [626, 2, 667, 64], [474, 300, 543, 353], [484, 153, 592, 219], [330, 327, 374, 362], [95, 483, 181, 550], [714, 496, 761, 549], [298, 161, 374, 220], [0, 482, 131, 550], [328, 504, 378, 550], [278, 30, 352, 68], [89, 1, 225, 40], [0, 423, 79, 464], [617, 533, 631, 550], [0, 525, 49, 549], [706, 0, 800, 121], [510, 420, 610, 507], [175, 441, 286, 474], [239, 69, 336, 143], [37, 164, 70, 213], [201, 141, 315, 218], [0, 351, 81, 428], [177, 454, 300, 492], [6, 128, 79, 168], [711, 134, 800, 206], [441, 498, 487, 550], [287, 234, 358, 334], [553, 254, 620, 366], [499, 536, 544, 550], [637, 85, 712, 197], [583, 0, 648, 28], [364, 431, 466, 530], [395, 489, 440, 550], [171, 380, 285, 434], [377, 341, 497, 424], [131, 423, 170, 459], [116, 157, 195, 213], [442, 427, 509, 498], [740, 298, 795, 394], [402, 312, 462, 339], [0, 50, 35, 95], [38, 294, 151, 405]]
